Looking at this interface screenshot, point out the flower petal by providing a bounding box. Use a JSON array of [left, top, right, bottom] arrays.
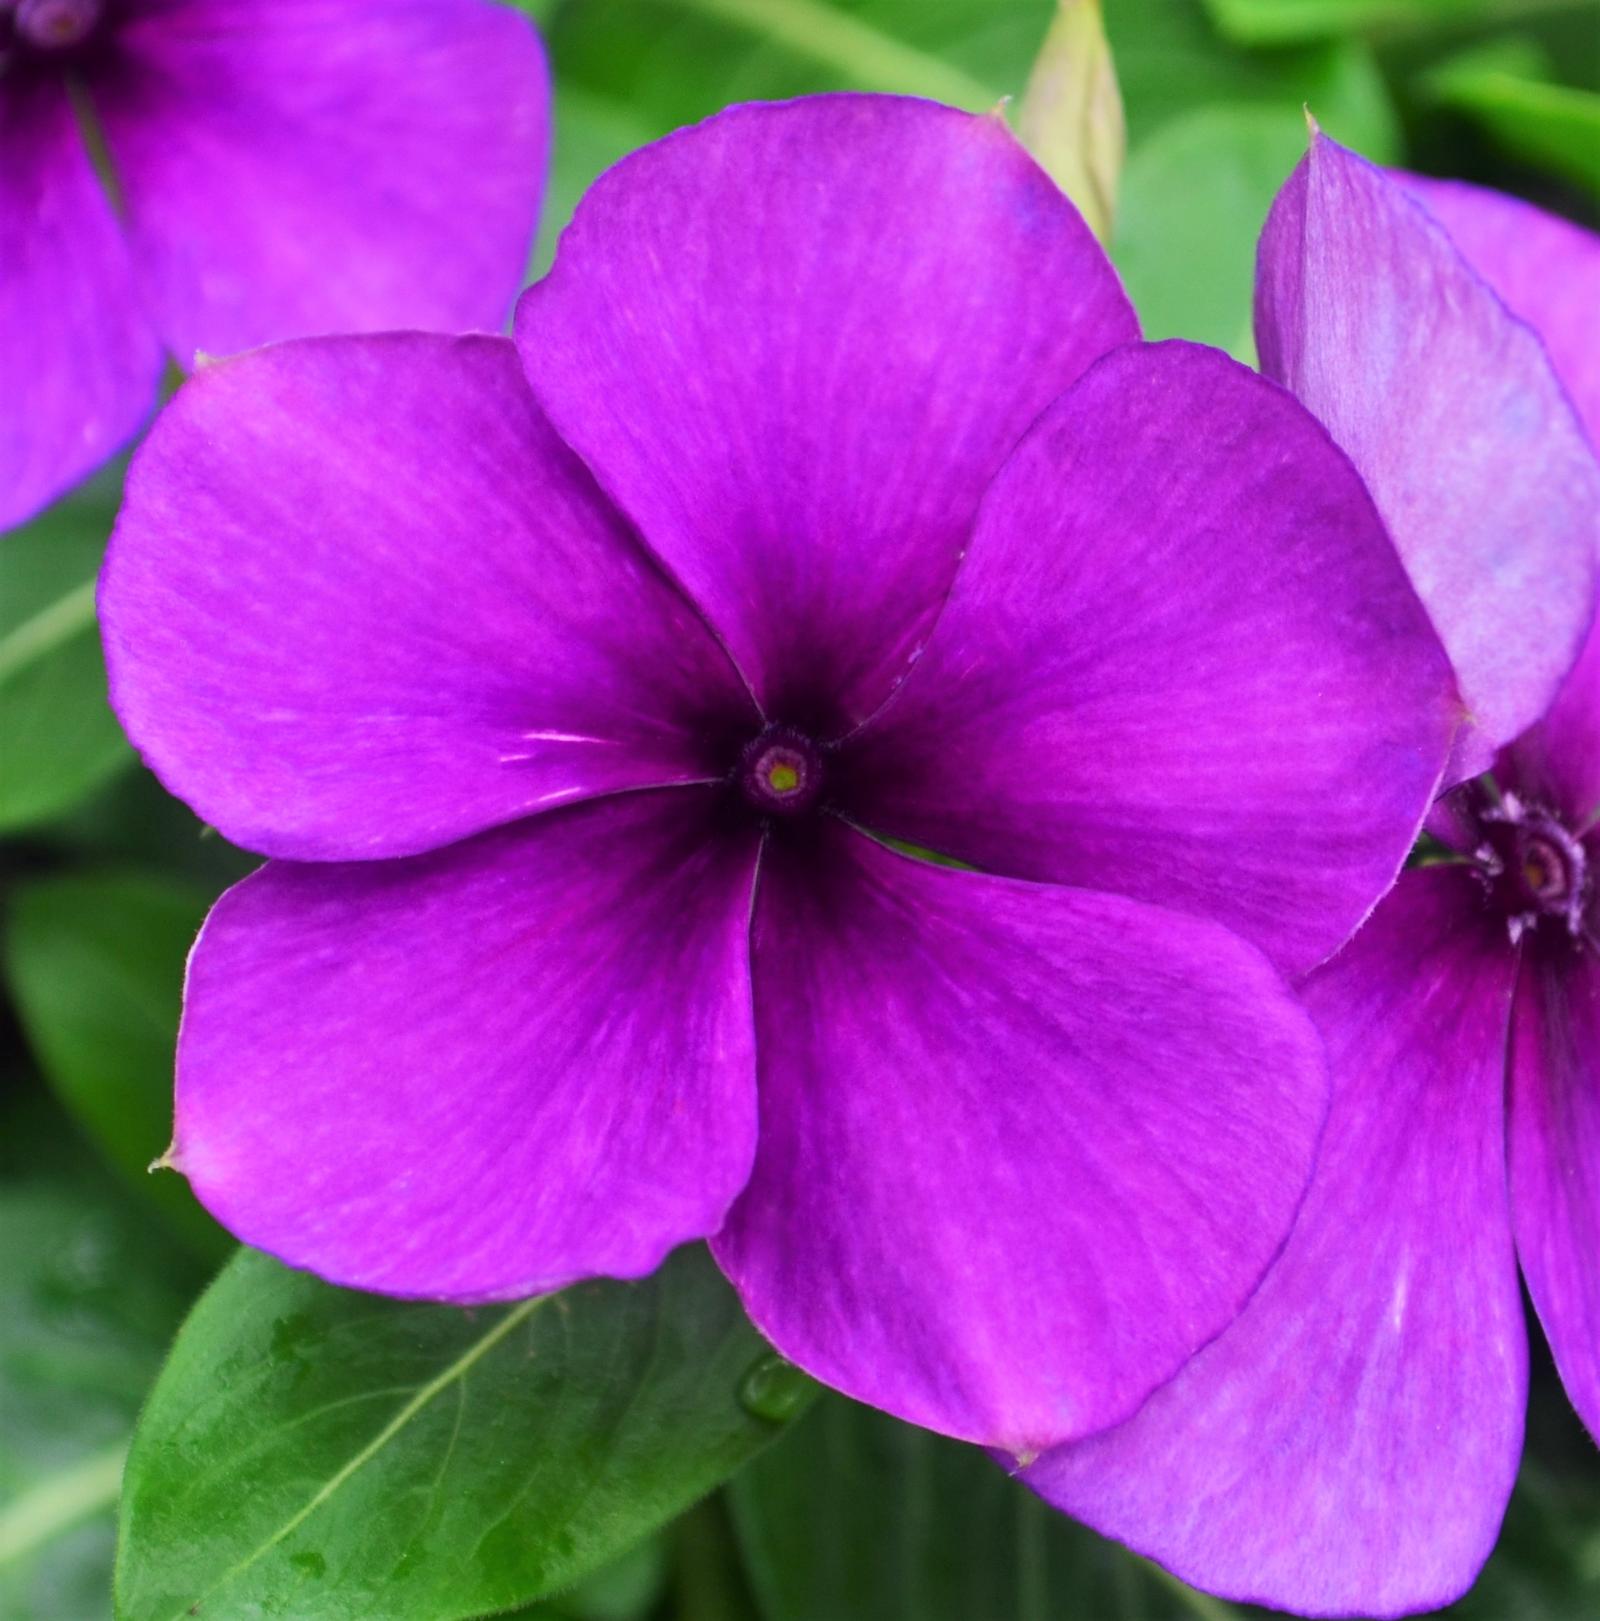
[[176, 790, 760, 1301], [1402, 175, 1600, 445], [844, 340, 1457, 978], [1507, 614, 1600, 837], [712, 822, 1329, 1451], [91, 0, 547, 359], [1510, 937, 1600, 1441], [101, 333, 753, 860], [1026, 869, 1526, 1618], [0, 77, 161, 530], [1256, 135, 1600, 781], [516, 95, 1138, 733]]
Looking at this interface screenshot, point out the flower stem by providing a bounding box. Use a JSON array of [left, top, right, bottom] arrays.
[[0, 577, 99, 686], [0, 1443, 126, 1568]]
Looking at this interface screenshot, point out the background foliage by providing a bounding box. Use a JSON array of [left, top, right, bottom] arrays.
[[2, 2, 1597, 1617]]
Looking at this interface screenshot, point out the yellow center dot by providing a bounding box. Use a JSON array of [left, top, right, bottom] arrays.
[[768, 762, 800, 793]]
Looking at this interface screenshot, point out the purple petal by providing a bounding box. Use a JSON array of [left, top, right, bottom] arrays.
[[515, 95, 1138, 733], [176, 790, 760, 1301], [1027, 869, 1525, 1617], [0, 77, 161, 530], [1256, 135, 1600, 782], [100, 334, 753, 860], [1402, 175, 1600, 446], [713, 822, 1329, 1451], [91, 0, 547, 360], [1510, 939, 1600, 1441], [844, 340, 1457, 978], [1507, 614, 1600, 838]]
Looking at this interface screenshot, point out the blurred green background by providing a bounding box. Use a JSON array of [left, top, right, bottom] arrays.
[[3, 2, 1598, 1618]]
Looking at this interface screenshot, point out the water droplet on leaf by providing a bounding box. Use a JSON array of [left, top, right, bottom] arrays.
[[738, 1351, 816, 1423]]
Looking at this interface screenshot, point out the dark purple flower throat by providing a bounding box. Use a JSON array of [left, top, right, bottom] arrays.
[[737, 725, 828, 820], [1453, 782, 1595, 946]]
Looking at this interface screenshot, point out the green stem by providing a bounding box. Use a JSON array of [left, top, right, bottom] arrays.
[[640, 0, 1000, 108], [0, 578, 100, 686], [0, 1443, 126, 1566]]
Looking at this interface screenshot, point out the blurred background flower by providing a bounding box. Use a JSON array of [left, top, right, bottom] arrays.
[[0, 0, 549, 533]]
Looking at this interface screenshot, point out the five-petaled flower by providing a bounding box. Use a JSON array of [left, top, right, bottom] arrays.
[[1, 0, 547, 530], [101, 98, 1461, 1453], [1029, 137, 1600, 1618]]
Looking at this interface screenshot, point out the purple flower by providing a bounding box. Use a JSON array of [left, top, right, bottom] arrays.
[[100, 99, 1459, 1450], [0, 0, 548, 531], [1027, 139, 1600, 1615]]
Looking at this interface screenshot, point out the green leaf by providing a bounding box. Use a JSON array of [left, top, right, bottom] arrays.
[[1113, 104, 1305, 355], [733, 1382, 1600, 1621], [1201, 0, 1593, 47], [3, 870, 229, 1261], [1106, 0, 1397, 146], [1113, 44, 1397, 355], [115, 1245, 814, 1621], [729, 1392, 1235, 1620], [537, 1536, 669, 1620], [501, 0, 563, 23], [0, 1187, 200, 1621], [1425, 37, 1600, 194], [0, 484, 133, 834], [1017, 0, 1126, 241]]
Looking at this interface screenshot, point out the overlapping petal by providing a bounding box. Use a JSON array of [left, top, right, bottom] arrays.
[[516, 94, 1138, 734], [1403, 175, 1600, 444], [1507, 615, 1600, 838], [844, 340, 1457, 977], [1510, 937, 1600, 1442], [101, 333, 754, 861], [0, 76, 162, 530], [92, 0, 547, 360], [1027, 870, 1526, 1617], [176, 790, 761, 1302], [1256, 135, 1600, 780], [712, 823, 1329, 1451]]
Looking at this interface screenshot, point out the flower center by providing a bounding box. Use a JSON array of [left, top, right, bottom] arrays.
[[737, 725, 827, 819], [4, 0, 103, 53], [1475, 792, 1590, 943]]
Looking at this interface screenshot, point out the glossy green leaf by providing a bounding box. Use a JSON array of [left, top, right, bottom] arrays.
[[521, 1536, 670, 1620], [1425, 38, 1600, 193], [4, 870, 228, 1261], [0, 1187, 200, 1621], [115, 1245, 813, 1621], [728, 1392, 1232, 1621], [0, 484, 132, 834]]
